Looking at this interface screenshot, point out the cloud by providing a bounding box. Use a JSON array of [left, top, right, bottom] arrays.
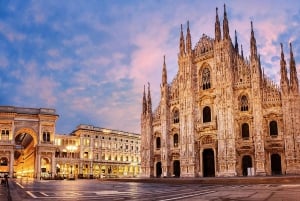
[[0, 22, 26, 42], [46, 58, 74, 71], [47, 49, 60, 57], [1, 0, 300, 134], [13, 60, 59, 106], [0, 56, 9, 68]]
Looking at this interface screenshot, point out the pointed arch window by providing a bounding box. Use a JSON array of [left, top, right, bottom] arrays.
[[241, 123, 250, 139], [173, 110, 179, 124], [240, 95, 249, 111], [202, 67, 211, 90], [156, 137, 161, 149], [269, 121, 278, 136], [173, 134, 179, 147], [203, 106, 211, 123]]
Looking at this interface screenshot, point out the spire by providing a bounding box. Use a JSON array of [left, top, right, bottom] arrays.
[[241, 44, 244, 59], [147, 82, 152, 113], [250, 21, 258, 60], [280, 43, 289, 93], [215, 7, 221, 42], [234, 30, 239, 53], [142, 85, 147, 114], [186, 21, 192, 54], [162, 55, 167, 85], [258, 54, 262, 76], [179, 24, 186, 56], [223, 4, 230, 40], [289, 42, 299, 93]]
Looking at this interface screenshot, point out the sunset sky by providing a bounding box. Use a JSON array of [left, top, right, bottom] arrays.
[[0, 0, 299, 134]]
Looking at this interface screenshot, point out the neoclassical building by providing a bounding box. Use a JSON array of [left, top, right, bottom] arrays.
[[0, 106, 140, 179], [140, 5, 300, 177]]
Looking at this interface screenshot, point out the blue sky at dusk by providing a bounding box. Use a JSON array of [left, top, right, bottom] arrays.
[[0, 0, 299, 134]]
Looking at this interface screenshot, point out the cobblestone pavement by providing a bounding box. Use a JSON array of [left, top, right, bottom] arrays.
[[5, 176, 300, 201]]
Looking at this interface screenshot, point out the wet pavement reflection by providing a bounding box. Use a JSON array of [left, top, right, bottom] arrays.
[[7, 177, 300, 201]]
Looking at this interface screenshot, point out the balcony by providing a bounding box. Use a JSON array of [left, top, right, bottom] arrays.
[[265, 135, 284, 151], [236, 137, 254, 154], [0, 140, 12, 145], [41, 141, 54, 145], [154, 148, 161, 156], [195, 120, 217, 132], [170, 147, 180, 156]]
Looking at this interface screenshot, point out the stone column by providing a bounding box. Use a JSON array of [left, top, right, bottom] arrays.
[[90, 161, 93, 178], [9, 150, 14, 178], [79, 162, 83, 174], [51, 153, 55, 178], [36, 150, 41, 179]]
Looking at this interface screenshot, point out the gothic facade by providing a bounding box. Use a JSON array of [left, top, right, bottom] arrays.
[[140, 5, 300, 177]]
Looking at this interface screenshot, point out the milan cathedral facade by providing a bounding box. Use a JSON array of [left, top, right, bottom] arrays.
[[140, 5, 300, 177]]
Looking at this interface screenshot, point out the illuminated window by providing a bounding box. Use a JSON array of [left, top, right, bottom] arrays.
[[84, 152, 88, 159], [0, 158, 8, 166], [1, 130, 9, 140]]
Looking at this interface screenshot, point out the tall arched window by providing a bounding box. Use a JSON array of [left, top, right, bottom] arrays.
[[269, 121, 278, 136], [240, 95, 249, 111], [203, 106, 211, 123], [173, 110, 179, 124], [173, 134, 179, 147], [156, 137, 161, 149], [202, 67, 211, 90], [241, 123, 249, 139]]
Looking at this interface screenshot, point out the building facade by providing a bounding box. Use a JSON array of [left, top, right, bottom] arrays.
[[140, 6, 300, 178], [0, 106, 140, 179]]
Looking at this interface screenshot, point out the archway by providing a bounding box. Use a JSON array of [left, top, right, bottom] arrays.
[[271, 154, 282, 175], [242, 155, 252, 176], [203, 149, 215, 177], [0, 157, 9, 175], [173, 160, 180, 177], [41, 157, 51, 179], [156, 162, 162, 178], [14, 131, 36, 178]]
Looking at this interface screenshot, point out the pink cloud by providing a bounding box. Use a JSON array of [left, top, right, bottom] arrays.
[[0, 22, 26, 42]]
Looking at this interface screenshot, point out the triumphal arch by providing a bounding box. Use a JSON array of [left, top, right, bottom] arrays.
[[0, 106, 58, 178]]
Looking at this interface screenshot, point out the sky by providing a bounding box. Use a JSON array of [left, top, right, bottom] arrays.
[[0, 0, 300, 134]]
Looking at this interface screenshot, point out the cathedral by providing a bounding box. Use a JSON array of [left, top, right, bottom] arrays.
[[140, 5, 300, 177]]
